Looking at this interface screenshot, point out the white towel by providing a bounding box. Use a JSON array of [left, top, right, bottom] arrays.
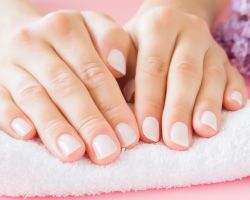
[[1, 101, 250, 197]]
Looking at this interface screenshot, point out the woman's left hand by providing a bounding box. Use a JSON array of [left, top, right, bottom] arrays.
[[122, 5, 248, 150]]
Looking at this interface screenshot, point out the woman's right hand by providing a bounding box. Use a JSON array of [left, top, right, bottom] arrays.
[[0, 10, 139, 165]]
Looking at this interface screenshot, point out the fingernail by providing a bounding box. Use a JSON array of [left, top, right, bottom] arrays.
[[170, 122, 189, 147], [230, 91, 243, 107], [201, 111, 217, 131], [115, 123, 137, 147], [93, 134, 118, 159], [142, 117, 160, 142], [107, 49, 126, 75], [11, 118, 32, 137], [58, 134, 82, 156]]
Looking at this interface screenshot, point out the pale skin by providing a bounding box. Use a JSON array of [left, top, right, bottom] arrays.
[[0, 0, 247, 164]]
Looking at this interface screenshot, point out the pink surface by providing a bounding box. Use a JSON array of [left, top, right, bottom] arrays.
[[1, 0, 250, 199]]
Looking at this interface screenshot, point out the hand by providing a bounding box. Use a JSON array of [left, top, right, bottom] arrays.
[[122, 5, 248, 150], [0, 10, 140, 164]]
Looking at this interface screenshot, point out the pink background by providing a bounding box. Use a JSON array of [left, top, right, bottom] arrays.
[[2, 0, 250, 199]]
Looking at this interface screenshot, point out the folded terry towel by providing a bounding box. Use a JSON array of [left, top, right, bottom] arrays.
[[1, 101, 250, 197]]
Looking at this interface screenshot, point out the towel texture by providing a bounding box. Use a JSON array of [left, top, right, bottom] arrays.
[[1, 101, 250, 197]]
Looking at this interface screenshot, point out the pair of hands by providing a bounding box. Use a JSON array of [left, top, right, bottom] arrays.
[[0, 4, 247, 165]]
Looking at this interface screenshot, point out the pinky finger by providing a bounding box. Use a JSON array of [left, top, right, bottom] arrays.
[[223, 64, 248, 111], [0, 85, 36, 139]]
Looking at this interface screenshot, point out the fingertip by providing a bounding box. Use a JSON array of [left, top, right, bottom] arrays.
[[87, 133, 121, 165], [141, 116, 161, 143], [56, 133, 86, 163], [193, 110, 219, 138], [163, 122, 192, 151], [223, 90, 246, 111], [10, 117, 37, 140]]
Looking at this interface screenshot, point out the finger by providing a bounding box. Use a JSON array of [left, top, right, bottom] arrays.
[[193, 46, 227, 138], [11, 40, 121, 165], [223, 63, 248, 110], [0, 66, 85, 162], [0, 85, 36, 139], [162, 23, 210, 150], [38, 11, 139, 149], [82, 11, 130, 78], [134, 7, 179, 143]]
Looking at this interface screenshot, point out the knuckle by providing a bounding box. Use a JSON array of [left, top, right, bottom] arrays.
[[174, 61, 200, 78], [206, 65, 226, 80], [141, 6, 175, 30], [43, 11, 71, 35], [199, 97, 219, 109], [16, 80, 44, 102], [47, 71, 79, 97], [42, 119, 68, 136], [78, 62, 109, 89], [76, 115, 103, 135], [101, 102, 124, 120], [190, 15, 209, 32], [10, 27, 33, 46], [140, 56, 167, 77], [169, 102, 192, 117]]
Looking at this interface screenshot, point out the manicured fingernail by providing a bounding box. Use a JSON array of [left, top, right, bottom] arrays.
[[58, 134, 82, 156], [123, 79, 135, 102], [93, 134, 118, 159], [107, 49, 126, 75], [170, 122, 189, 147], [115, 123, 137, 147], [142, 117, 159, 142], [230, 91, 243, 106], [11, 118, 32, 137], [201, 111, 217, 131]]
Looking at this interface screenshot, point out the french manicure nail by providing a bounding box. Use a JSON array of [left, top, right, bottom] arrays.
[[231, 91, 243, 106], [107, 49, 126, 75], [58, 134, 82, 156], [115, 123, 137, 147], [11, 118, 32, 137], [93, 134, 118, 159], [142, 117, 160, 142], [170, 122, 189, 147], [201, 111, 217, 131]]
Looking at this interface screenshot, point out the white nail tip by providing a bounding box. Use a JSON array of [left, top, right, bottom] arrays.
[[170, 122, 189, 147], [231, 91, 243, 106], [93, 134, 117, 159], [201, 111, 217, 131], [115, 123, 137, 147], [11, 118, 32, 137], [107, 49, 126, 75], [142, 117, 159, 142], [58, 134, 82, 156]]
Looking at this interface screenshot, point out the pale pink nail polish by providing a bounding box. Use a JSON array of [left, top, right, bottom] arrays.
[[115, 123, 137, 147], [201, 111, 217, 131], [231, 91, 243, 107], [107, 49, 126, 75], [92, 134, 118, 159], [11, 118, 32, 137], [58, 134, 82, 156], [170, 122, 189, 147], [142, 117, 160, 142]]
